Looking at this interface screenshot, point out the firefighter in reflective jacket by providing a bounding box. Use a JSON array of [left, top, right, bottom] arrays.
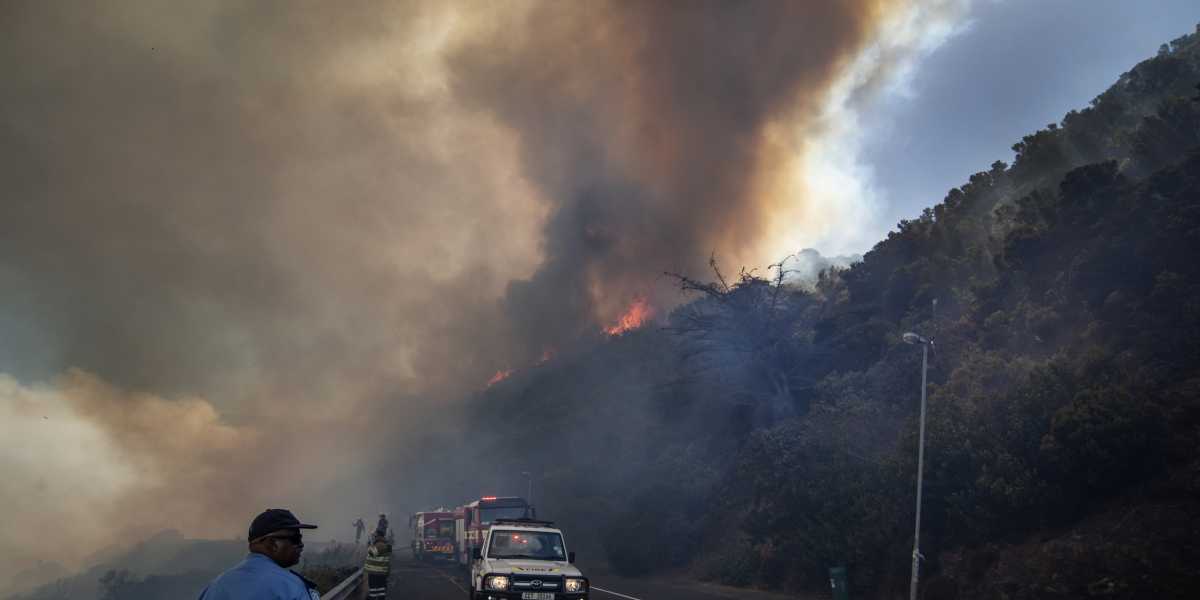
[[362, 534, 392, 599]]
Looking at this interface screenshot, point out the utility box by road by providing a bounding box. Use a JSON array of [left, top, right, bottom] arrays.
[[829, 566, 849, 600]]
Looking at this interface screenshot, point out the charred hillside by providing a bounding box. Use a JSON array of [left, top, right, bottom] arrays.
[[457, 26, 1200, 599]]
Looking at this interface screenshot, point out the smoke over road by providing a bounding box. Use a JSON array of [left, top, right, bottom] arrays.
[[0, 0, 965, 582]]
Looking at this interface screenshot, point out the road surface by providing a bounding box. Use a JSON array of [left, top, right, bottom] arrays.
[[383, 549, 805, 600]]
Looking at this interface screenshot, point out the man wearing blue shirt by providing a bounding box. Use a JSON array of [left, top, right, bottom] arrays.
[[198, 508, 321, 600]]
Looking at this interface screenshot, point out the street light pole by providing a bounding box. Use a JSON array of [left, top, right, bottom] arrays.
[[902, 331, 931, 600]]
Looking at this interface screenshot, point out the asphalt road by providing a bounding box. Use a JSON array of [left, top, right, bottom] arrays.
[[383, 549, 805, 600]]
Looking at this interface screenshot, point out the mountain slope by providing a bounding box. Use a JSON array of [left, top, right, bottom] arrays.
[[456, 23, 1200, 599]]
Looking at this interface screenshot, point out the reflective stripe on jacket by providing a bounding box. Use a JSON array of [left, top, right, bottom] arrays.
[[364, 543, 392, 574]]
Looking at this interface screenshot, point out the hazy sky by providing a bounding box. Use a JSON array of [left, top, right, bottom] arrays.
[[866, 0, 1200, 229], [1, 0, 1197, 586]]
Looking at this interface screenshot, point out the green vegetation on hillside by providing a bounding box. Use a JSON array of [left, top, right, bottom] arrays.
[[469, 25, 1200, 599]]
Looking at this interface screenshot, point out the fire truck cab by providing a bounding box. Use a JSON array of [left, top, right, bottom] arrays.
[[456, 496, 534, 566], [469, 519, 588, 600], [409, 509, 458, 562]]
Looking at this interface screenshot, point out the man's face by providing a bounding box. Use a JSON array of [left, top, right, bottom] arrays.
[[261, 528, 304, 567]]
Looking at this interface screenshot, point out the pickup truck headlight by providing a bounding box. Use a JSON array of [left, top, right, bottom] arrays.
[[565, 578, 587, 593], [484, 575, 510, 591]]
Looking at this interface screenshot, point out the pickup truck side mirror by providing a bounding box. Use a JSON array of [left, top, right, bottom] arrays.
[[568, 552, 576, 564], [473, 548, 483, 560]]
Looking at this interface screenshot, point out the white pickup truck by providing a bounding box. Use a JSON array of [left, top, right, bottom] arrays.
[[469, 519, 589, 600]]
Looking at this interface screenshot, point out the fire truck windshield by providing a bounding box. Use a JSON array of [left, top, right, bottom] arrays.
[[479, 506, 528, 523], [488, 530, 566, 561], [425, 519, 454, 538]]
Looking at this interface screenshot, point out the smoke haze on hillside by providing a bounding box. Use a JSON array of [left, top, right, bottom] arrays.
[[0, 0, 969, 582]]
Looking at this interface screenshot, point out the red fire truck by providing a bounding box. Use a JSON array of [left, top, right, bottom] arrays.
[[409, 509, 458, 562], [454, 496, 534, 566]]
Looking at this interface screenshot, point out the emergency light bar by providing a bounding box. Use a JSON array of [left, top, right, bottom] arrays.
[[493, 518, 555, 527]]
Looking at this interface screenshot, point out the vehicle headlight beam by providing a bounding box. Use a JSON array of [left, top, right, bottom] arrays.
[[484, 575, 510, 591]]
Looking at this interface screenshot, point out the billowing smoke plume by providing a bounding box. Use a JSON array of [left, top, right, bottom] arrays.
[[451, 1, 899, 359], [0, 0, 966, 582]]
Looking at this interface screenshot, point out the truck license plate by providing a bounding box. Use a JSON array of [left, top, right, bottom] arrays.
[[521, 593, 554, 600]]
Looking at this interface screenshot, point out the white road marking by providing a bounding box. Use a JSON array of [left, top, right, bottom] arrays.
[[430, 564, 468, 593], [592, 586, 645, 600]]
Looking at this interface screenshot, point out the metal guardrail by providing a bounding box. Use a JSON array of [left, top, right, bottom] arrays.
[[321, 567, 363, 600]]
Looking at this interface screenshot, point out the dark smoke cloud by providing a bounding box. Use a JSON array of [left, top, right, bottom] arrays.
[[0, 0, 550, 399], [0, 0, 942, 580], [0, 0, 541, 576], [450, 1, 894, 359]]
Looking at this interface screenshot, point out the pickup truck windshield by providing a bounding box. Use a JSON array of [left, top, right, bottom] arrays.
[[488, 530, 566, 561]]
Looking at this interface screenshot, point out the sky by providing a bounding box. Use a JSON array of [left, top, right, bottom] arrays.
[[1, 0, 1198, 587], [866, 0, 1200, 230]]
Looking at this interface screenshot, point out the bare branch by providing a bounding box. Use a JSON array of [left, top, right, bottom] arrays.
[[709, 251, 730, 293]]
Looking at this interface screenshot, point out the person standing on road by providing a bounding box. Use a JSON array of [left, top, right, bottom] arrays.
[[197, 508, 320, 600], [362, 533, 392, 600], [374, 513, 389, 539], [353, 518, 366, 544]]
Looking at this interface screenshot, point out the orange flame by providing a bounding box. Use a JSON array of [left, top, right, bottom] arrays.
[[486, 369, 513, 387], [537, 348, 556, 365], [604, 297, 655, 336]]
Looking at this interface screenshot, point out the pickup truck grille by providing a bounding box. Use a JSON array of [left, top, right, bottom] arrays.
[[510, 574, 563, 591]]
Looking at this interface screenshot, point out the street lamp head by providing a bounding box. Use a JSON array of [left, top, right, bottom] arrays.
[[903, 332, 928, 345]]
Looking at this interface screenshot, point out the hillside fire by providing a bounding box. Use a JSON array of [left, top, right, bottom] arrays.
[[485, 369, 513, 387], [604, 297, 655, 336]]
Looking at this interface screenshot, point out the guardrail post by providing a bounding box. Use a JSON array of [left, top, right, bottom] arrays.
[[321, 567, 364, 600]]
